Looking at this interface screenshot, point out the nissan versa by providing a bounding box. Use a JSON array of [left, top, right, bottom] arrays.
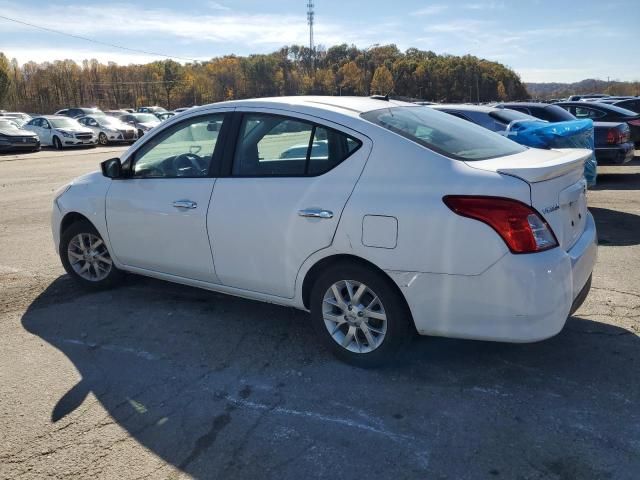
[[51, 97, 597, 366]]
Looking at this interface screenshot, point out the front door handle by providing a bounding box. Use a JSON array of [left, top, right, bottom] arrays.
[[298, 208, 333, 219], [172, 200, 197, 209]]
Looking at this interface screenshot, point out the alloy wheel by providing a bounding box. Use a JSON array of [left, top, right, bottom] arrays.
[[99, 133, 108, 145], [322, 280, 387, 353], [67, 233, 113, 282]]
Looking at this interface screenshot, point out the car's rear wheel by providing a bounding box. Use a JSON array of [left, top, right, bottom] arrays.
[[59, 220, 123, 289], [98, 132, 108, 145], [52, 136, 62, 150], [137, 129, 144, 138], [310, 262, 412, 367]]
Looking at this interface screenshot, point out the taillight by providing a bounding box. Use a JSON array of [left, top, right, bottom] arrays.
[[628, 119, 640, 127], [443, 196, 558, 254], [606, 128, 621, 144]]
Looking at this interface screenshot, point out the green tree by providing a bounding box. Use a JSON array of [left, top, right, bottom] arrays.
[[0, 53, 12, 108]]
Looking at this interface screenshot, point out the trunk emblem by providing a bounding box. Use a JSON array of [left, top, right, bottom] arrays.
[[542, 204, 560, 214]]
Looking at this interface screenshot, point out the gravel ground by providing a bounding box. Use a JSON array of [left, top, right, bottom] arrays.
[[1, 148, 639, 479]]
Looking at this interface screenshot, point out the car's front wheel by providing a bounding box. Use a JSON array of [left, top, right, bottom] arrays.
[[310, 262, 412, 367], [98, 132, 108, 145], [52, 136, 63, 150], [59, 220, 123, 289]]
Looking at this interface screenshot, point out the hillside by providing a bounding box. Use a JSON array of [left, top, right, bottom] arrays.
[[527, 79, 640, 99]]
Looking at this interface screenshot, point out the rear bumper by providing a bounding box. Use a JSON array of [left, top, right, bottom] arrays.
[[390, 212, 597, 343], [595, 143, 634, 164]]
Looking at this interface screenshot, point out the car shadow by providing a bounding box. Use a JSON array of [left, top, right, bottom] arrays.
[[590, 206, 640, 246], [19, 275, 640, 478]]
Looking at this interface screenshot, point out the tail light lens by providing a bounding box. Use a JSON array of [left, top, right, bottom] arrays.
[[606, 128, 619, 144], [443, 196, 558, 254]]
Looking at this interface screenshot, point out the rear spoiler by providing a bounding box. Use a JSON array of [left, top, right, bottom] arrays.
[[496, 149, 590, 183]]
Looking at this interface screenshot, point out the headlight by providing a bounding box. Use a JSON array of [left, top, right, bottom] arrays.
[[59, 130, 73, 138], [54, 184, 71, 210]]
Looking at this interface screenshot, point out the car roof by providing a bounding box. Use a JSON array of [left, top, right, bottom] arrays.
[[191, 96, 415, 119], [39, 115, 71, 119], [556, 101, 638, 115], [500, 102, 555, 108]]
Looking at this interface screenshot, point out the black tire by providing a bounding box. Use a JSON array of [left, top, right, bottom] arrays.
[[137, 129, 144, 138], [59, 219, 123, 289], [98, 132, 108, 146], [310, 262, 412, 368], [52, 136, 63, 150]]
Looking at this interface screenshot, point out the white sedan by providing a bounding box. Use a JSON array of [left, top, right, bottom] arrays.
[[24, 115, 96, 149], [77, 115, 138, 145], [51, 97, 597, 366]]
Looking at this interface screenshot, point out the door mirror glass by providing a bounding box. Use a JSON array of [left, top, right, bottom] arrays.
[[101, 158, 122, 179]]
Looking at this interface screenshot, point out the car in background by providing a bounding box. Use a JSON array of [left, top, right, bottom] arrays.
[[613, 98, 640, 114], [567, 94, 609, 101], [137, 106, 167, 115], [430, 104, 539, 134], [556, 102, 640, 147], [0, 118, 40, 153], [55, 107, 104, 119], [51, 96, 596, 366], [0, 111, 32, 123], [77, 115, 137, 145], [116, 113, 161, 137], [156, 112, 176, 121], [104, 109, 130, 118], [502, 102, 635, 165], [24, 115, 96, 149], [591, 96, 635, 104]]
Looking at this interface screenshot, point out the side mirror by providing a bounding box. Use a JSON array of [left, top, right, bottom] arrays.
[[101, 158, 123, 179]]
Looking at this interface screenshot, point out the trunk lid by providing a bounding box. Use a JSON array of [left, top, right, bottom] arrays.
[[466, 148, 591, 251]]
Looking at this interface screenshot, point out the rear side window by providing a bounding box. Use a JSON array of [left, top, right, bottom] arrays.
[[362, 106, 526, 161], [232, 114, 361, 176]]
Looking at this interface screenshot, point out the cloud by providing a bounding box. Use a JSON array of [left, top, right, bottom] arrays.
[[206, 1, 230, 10], [412, 5, 448, 16]]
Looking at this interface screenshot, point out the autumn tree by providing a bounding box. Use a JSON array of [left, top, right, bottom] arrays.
[[0, 53, 10, 107], [338, 61, 363, 95], [370, 65, 394, 95]]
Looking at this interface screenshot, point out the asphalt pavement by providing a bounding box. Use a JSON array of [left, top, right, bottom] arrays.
[[1, 147, 639, 479]]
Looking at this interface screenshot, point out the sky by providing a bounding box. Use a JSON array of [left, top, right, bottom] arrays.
[[0, 0, 638, 83]]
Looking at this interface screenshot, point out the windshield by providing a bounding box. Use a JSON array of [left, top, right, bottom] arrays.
[[50, 118, 81, 128], [361, 106, 526, 161], [0, 120, 20, 130], [133, 114, 160, 123], [100, 116, 123, 126]]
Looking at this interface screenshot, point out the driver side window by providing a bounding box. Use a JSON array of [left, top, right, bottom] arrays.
[[132, 114, 225, 178]]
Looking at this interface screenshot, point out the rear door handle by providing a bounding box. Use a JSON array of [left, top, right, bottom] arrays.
[[298, 208, 333, 219], [172, 200, 197, 209]]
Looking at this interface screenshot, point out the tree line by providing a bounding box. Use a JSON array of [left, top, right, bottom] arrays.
[[526, 79, 640, 100], [0, 44, 531, 113]]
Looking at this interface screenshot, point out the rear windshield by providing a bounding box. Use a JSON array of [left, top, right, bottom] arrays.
[[361, 106, 526, 161], [490, 109, 538, 124]]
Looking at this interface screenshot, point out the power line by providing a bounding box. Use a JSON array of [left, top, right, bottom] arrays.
[[0, 14, 201, 63]]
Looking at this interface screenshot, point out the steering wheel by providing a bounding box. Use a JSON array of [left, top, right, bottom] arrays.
[[172, 153, 204, 176]]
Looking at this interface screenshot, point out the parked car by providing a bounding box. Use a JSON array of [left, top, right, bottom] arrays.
[[431, 104, 598, 184], [137, 106, 167, 115], [0, 111, 32, 123], [613, 98, 640, 114], [0, 119, 40, 152], [555, 102, 640, 147], [430, 104, 541, 134], [55, 107, 104, 119], [502, 102, 634, 165], [24, 115, 97, 149], [157, 112, 176, 121], [77, 115, 138, 145], [52, 96, 596, 366], [567, 94, 609, 101], [116, 113, 161, 137]]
